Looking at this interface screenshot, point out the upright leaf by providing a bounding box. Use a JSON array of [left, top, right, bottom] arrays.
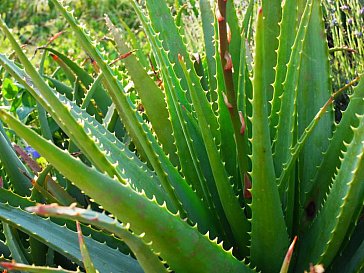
[[249, 8, 289, 272]]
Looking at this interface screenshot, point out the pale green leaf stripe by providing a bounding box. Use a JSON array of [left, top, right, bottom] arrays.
[[250, 8, 289, 273], [27, 205, 169, 273], [0, 109, 253, 273], [0, 202, 142, 273], [295, 113, 364, 271]]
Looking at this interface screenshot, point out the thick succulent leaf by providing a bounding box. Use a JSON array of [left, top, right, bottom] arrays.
[[328, 219, 364, 273], [28, 205, 169, 273], [42, 47, 92, 86], [249, 8, 289, 273], [76, 222, 97, 273], [0, 128, 32, 196], [274, 0, 313, 172], [302, 76, 364, 225], [199, 0, 217, 95], [49, 0, 213, 226], [3, 223, 29, 264], [241, 0, 254, 40], [42, 48, 111, 121], [0, 54, 171, 208], [144, 0, 195, 105], [1, 262, 79, 273], [296, 0, 333, 202], [0, 109, 254, 273], [0, 202, 142, 273], [179, 55, 250, 256], [262, 0, 282, 104], [0, 185, 131, 257], [279, 236, 297, 273], [225, 0, 241, 90], [270, 0, 300, 141], [295, 113, 364, 271], [117, 17, 149, 68], [105, 17, 178, 167], [0, 22, 123, 183], [273, 0, 313, 231]]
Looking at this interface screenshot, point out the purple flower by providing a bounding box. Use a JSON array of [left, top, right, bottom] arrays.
[[25, 146, 41, 159], [340, 5, 350, 12], [355, 31, 363, 38], [360, 7, 364, 16]]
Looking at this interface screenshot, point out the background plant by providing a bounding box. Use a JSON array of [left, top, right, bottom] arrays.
[[0, 0, 363, 273]]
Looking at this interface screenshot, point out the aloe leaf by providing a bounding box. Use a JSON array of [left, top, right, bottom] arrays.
[[242, 0, 254, 39], [3, 223, 29, 264], [36, 50, 54, 141], [328, 219, 364, 273], [0, 127, 32, 196], [0, 22, 123, 184], [279, 236, 297, 273], [117, 18, 149, 68], [302, 76, 364, 224], [249, 8, 289, 272], [143, 0, 194, 103], [41, 47, 93, 88], [42, 48, 111, 120], [236, 31, 252, 171], [105, 16, 178, 168], [262, 0, 282, 104], [295, 113, 364, 271], [28, 205, 169, 273], [296, 0, 333, 202], [76, 222, 97, 273], [273, 0, 313, 231], [224, 0, 241, 90], [49, 0, 213, 226], [270, 0, 299, 140], [178, 55, 250, 257], [0, 54, 172, 209], [0, 202, 142, 273], [0, 109, 253, 273], [1, 262, 79, 273], [0, 186, 131, 257], [199, 0, 217, 95]]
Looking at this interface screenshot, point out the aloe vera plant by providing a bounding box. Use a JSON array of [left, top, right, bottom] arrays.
[[0, 0, 363, 272]]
